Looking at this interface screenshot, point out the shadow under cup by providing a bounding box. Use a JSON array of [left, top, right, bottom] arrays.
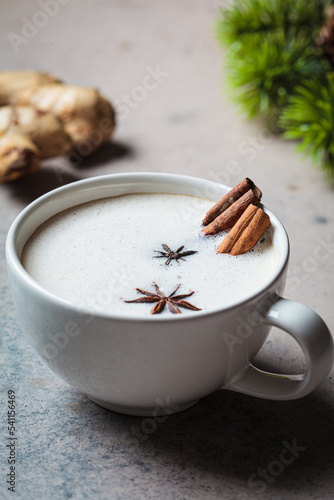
[[5, 173, 334, 416]]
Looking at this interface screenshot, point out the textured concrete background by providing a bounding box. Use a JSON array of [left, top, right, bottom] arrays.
[[1, 1, 334, 499]]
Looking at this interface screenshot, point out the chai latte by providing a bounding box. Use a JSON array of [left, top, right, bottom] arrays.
[[21, 193, 276, 316]]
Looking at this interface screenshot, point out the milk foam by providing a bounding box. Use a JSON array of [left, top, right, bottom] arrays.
[[22, 193, 276, 316]]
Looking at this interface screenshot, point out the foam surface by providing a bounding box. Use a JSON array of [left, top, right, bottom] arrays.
[[22, 193, 276, 316]]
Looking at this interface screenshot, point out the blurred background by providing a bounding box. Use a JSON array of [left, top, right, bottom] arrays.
[[1, 2, 334, 499]]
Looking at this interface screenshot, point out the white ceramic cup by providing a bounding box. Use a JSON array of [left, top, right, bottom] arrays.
[[6, 173, 334, 416]]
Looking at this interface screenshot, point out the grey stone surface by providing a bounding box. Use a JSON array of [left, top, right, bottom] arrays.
[[1, 1, 334, 499]]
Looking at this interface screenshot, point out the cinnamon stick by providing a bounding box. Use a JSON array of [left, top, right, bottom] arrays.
[[217, 204, 258, 253], [217, 204, 270, 256], [201, 188, 261, 235], [202, 177, 261, 226]]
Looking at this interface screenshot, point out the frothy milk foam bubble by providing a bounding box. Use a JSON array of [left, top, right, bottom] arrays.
[[22, 193, 276, 316]]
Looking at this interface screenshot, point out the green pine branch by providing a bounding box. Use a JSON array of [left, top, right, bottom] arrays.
[[217, 0, 328, 46], [215, 0, 334, 176], [224, 32, 329, 128], [280, 74, 334, 176]]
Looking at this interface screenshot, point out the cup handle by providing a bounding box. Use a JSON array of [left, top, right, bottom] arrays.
[[224, 295, 334, 400]]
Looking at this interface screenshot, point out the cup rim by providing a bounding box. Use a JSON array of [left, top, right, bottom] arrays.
[[6, 172, 290, 322]]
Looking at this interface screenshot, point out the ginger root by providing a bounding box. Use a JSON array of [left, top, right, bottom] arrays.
[[0, 70, 116, 182], [0, 132, 39, 182], [0, 70, 61, 106]]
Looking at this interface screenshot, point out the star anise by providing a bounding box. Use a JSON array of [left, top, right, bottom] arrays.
[[124, 284, 201, 314], [154, 244, 197, 265]]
